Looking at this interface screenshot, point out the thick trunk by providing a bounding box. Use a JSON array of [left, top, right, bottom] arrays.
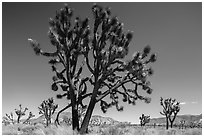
[[71, 105, 79, 131], [79, 100, 96, 134], [170, 121, 173, 128], [166, 117, 169, 130], [79, 82, 100, 134], [66, 55, 79, 131], [70, 92, 79, 131]]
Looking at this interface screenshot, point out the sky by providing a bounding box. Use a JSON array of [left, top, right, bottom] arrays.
[[2, 2, 202, 124]]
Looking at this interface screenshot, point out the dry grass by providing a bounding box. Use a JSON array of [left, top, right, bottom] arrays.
[[2, 123, 202, 135]]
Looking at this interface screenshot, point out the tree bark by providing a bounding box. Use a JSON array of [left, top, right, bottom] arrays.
[[169, 113, 177, 128], [66, 58, 79, 131], [166, 117, 169, 130], [170, 121, 173, 128], [79, 82, 100, 134], [69, 92, 79, 131], [17, 116, 20, 123], [46, 118, 49, 127]]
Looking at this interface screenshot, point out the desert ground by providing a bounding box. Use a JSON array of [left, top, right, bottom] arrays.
[[2, 123, 202, 135]]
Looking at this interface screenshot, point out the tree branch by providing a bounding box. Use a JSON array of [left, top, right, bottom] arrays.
[[96, 77, 130, 102], [55, 103, 72, 125], [85, 54, 94, 74]]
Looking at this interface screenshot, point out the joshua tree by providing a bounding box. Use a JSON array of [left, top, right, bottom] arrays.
[[139, 114, 150, 126], [38, 98, 58, 126], [160, 97, 180, 129], [28, 4, 157, 134], [15, 104, 28, 123]]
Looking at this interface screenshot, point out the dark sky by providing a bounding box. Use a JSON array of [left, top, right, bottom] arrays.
[[2, 2, 202, 124]]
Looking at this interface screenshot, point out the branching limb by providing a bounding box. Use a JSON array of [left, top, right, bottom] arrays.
[[55, 103, 72, 125], [85, 54, 94, 74]]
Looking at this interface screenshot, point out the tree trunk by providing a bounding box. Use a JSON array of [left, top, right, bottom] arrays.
[[170, 121, 173, 128], [166, 117, 169, 130], [72, 105, 79, 131], [79, 82, 100, 134], [70, 93, 79, 131], [79, 100, 96, 134], [46, 118, 49, 127], [169, 113, 177, 128], [17, 116, 20, 123], [66, 63, 79, 131]]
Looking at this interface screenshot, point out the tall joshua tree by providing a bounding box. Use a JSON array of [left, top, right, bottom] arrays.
[[160, 97, 180, 129], [28, 4, 157, 134], [139, 114, 150, 126], [38, 98, 58, 126]]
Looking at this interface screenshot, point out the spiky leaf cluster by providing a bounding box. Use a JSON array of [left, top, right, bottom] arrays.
[[160, 97, 180, 116], [15, 104, 28, 117], [38, 98, 58, 115]]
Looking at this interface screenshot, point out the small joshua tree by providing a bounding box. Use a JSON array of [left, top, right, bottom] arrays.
[[139, 113, 150, 126], [179, 120, 185, 129], [28, 4, 157, 133], [160, 97, 180, 129], [4, 112, 14, 124], [38, 98, 58, 126], [15, 104, 28, 123]]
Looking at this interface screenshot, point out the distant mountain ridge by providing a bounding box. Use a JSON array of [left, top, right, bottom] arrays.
[[149, 114, 202, 125], [29, 111, 121, 125]]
